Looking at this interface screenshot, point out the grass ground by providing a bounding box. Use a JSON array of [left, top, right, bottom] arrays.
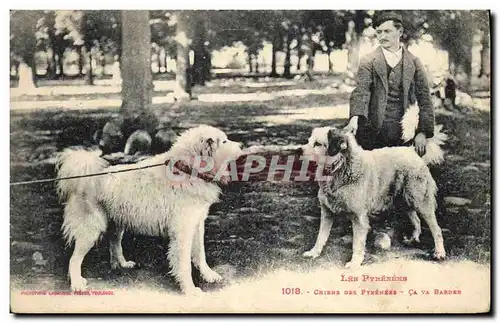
[[9, 77, 491, 311]]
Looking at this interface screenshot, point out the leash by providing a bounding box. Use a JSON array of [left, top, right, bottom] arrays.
[[9, 159, 221, 187], [10, 162, 167, 187]]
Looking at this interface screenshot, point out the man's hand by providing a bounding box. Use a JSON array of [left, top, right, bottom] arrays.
[[344, 116, 359, 135], [414, 132, 427, 157]]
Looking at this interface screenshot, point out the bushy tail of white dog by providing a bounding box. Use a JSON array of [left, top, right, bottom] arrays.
[[55, 148, 109, 201], [401, 104, 448, 166]]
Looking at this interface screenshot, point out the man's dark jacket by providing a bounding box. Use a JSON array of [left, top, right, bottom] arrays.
[[349, 46, 435, 139]]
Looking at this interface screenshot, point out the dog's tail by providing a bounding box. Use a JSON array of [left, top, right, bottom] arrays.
[[401, 104, 448, 166], [421, 124, 448, 166], [55, 148, 109, 201]]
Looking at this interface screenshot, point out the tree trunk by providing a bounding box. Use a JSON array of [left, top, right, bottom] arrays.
[[202, 49, 211, 82], [45, 52, 51, 77], [163, 47, 168, 73], [78, 46, 85, 76], [450, 50, 472, 93], [248, 52, 253, 73], [204, 50, 212, 82], [120, 10, 155, 130], [346, 20, 361, 84], [306, 50, 315, 81], [447, 33, 472, 93], [479, 30, 490, 78], [86, 50, 94, 85], [283, 33, 292, 79], [100, 52, 106, 76], [47, 50, 56, 78], [270, 35, 279, 78], [30, 59, 37, 86], [296, 36, 302, 72], [192, 19, 209, 86], [193, 50, 206, 86], [56, 52, 64, 79], [156, 47, 162, 74], [174, 11, 192, 100], [326, 47, 333, 73], [255, 55, 260, 74], [14, 61, 19, 78], [48, 39, 57, 79]]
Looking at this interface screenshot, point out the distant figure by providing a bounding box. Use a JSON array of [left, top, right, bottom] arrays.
[[431, 77, 457, 110], [305, 56, 315, 81], [18, 61, 36, 90], [111, 59, 122, 85], [443, 78, 457, 109]]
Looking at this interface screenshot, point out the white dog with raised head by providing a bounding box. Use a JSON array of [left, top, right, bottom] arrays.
[[56, 125, 243, 294], [301, 105, 448, 268]]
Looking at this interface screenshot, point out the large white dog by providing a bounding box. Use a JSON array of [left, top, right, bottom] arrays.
[[56, 125, 243, 294], [301, 105, 448, 268]]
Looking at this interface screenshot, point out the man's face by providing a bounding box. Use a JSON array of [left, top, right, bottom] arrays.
[[376, 20, 403, 50]]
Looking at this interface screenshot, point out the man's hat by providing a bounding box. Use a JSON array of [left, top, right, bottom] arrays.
[[372, 11, 404, 28]]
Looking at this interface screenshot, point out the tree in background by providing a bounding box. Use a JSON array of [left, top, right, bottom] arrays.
[[150, 10, 176, 74], [120, 10, 156, 133], [173, 10, 193, 100], [36, 11, 58, 78], [207, 10, 266, 74], [80, 10, 121, 85], [475, 11, 490, 80], [281, 11, 303, 79], [10, 10, 43, 87], [192, 12, 211, 86], [303, 10, 347, 74], [342, 10, 370, 83], [10, 9, 491, 93], [423, 10, 489, 92]]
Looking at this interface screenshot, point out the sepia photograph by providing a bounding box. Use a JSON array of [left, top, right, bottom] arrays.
[[9, 8, 491, 314]]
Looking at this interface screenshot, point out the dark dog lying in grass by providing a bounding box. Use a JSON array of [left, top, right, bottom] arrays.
[[93, 115, 178, 156]]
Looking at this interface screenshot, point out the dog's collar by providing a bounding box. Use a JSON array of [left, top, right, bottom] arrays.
[[164, 159, 229, 184]]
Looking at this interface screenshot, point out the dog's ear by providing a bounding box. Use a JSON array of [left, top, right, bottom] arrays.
[[205, 137, 214, 157], [93, 129, 102, 144], [327, 129, 336, 156], [327, 129, 347, 156]]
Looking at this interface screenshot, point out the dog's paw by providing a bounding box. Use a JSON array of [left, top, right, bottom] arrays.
[[403, 235, 420, 245], [344, 261, 362, 269], [433, 250, 446, 260], [411, 231, 421, 243], [110, 260, 119, 270], [201, 269, 223, 283], [121, 260, 136, 268], [70, 278, 88, 292], [302, 250, 320, 259], [111, 260, 137, 270]]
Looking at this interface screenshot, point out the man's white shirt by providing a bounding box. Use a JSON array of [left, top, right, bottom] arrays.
[[381, 46, 403, 68]]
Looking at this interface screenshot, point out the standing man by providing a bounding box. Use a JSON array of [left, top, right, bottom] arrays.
[[345, 11, 434, 156]]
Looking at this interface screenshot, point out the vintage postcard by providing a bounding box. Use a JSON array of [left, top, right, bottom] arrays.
[[9, 9, 491, 314]]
